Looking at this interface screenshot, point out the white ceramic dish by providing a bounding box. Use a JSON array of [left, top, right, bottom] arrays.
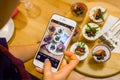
[[70, 42, 89, 61], [89, 6, 107, 23], [82, 23, 101, 41], [0, 18, 14, 42], [92, 44, 111, 63]]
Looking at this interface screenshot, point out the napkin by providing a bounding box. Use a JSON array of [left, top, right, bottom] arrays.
[[101, 15, 120, 53]]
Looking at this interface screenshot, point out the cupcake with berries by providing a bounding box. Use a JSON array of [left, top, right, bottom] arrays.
[[82, 23, 101, 41], [92, 44, 111, 63], [70, 41, 89, 60], [70, 2, 88, 22], [89, 6, 107, 23]]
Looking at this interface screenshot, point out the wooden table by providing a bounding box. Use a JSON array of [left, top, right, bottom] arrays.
[[8, 0, 120, 80]]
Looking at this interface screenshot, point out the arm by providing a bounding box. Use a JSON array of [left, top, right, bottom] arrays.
[[9, 43, 39, 62], [0, 0, 20, 29]]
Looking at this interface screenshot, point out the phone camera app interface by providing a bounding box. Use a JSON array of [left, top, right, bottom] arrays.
[[36, 19, 74, 68]]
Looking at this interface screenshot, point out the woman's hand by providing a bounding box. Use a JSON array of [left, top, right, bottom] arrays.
[[36, 51, 79, 80]]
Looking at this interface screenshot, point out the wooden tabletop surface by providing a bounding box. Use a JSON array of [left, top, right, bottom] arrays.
[[8, 0, 120, 80]]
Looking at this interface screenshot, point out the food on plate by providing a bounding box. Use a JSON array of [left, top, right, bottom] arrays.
[[70, 41, 89, 60], [49, 25, 56, 33], [48, 42, 57, 53], [92, 44, 111, 63], [56, 43, 65, 52], [93, 50, 106, 60], [71, 2, 88, 16], [56, 27, 64, 35], [75, 42, 85, 55], [82, 23, 101, 41], [44, 35, 53, 43], [89, 6, 107, 23], [54, 34, 61, 42], [70, 2, 88, 22]]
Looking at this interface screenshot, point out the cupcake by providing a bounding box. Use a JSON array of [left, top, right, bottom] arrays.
[[92, 44, 111, 63], [70, 41, 89, 60], [89, 6, 107, 23], [71, 2, 88, 22], [82, 23, 101, 41]]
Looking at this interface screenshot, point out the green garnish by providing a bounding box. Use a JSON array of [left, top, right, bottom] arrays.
[[80, 41, 85, 48], [76, 10, 83, 15], [101, 9, 107, 21], [86, 24, 99, 33], [87, 24, 92, 30], [86, 24, 99, 37], [103, 9, 107, 14]]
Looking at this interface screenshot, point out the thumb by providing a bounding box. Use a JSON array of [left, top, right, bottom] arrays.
[[44, 59, 52, 76]]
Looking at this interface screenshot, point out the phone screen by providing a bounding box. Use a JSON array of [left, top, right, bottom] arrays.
[[35, 19, 75, 69]]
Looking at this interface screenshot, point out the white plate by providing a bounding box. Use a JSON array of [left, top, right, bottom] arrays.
[[0, 19, 14, 42], [89, 6, 107, 23], [70, 42, 89, 61], [92, 45, 111, 62], [82, 23, 101, 41]]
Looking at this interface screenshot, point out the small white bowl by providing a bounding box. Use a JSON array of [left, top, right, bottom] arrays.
[[70, 42, 89, 61], [89, 6, 107, 23], [92, 44, 111, 63], [82, 23, 101, 41]]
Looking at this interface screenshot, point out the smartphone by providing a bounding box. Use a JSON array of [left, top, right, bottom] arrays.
[[33, 14, 77, 72]]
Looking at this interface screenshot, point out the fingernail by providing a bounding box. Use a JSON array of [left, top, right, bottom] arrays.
[[45, 58, 49, 62]]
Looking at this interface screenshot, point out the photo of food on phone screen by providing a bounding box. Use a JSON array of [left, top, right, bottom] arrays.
[[35, 18, 75, 69]]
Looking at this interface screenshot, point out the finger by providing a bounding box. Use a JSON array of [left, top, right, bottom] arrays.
[[64, 51, 79, 67], [35, 67, 43, 73], [44, 59, 52, 76], [64, 51, 78, 60], [59, 59, 67, 70], [59, 51, 79, 73]]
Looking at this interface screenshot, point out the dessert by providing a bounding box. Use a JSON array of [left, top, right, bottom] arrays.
[[70, 41, 89, 60], [89, 6, 107, 23], [82, 23, 101, 41], [48, 42, 57, 53], [92, 44, 111, 63], [75, 42, 85, 55], [54, 34, 61, 42], [43, 34, 53, 43], [56, 43, 65, 53], [56, 27, 64, 36], [71, 2, 88, 22], [49, 25, 56, 33]]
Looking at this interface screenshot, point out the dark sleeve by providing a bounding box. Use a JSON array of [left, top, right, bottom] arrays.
[[0, 38, 8, 49], [0, 38, 31, 80]]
